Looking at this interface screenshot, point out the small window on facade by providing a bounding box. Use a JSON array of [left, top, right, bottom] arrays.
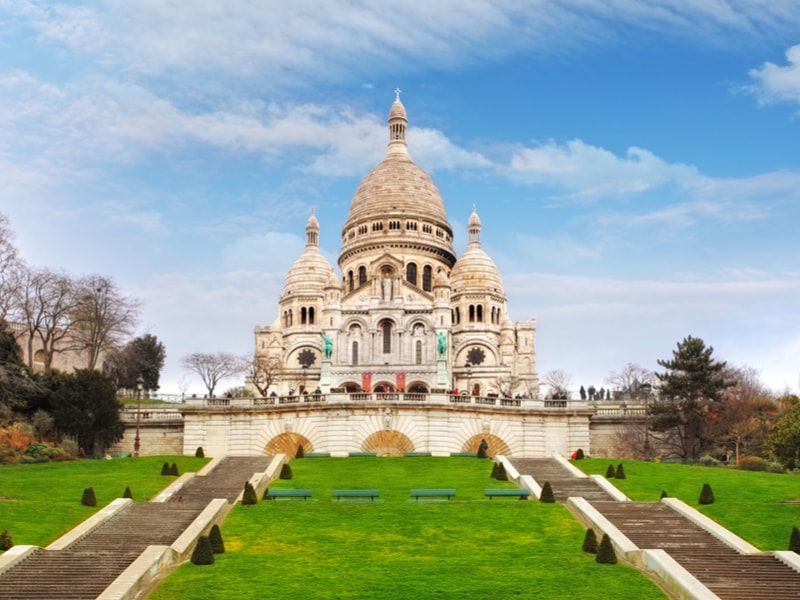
[[477, 305, 483, 322], [348, 271, 354, 292], [406, 263, 417, 286], [358, 266, 367, 286], [301, 307, 307, 325], [416, 340, 422, 365], [352, 341, 358, 366], [469, 305, 475, 323], [309, 307, 315, 325], [422, 265, 432, 292], [382, 321, 392, 354]]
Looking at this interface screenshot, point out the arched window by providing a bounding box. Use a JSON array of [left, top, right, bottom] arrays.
[[422, 265, 432, 292], [469, 305, 475, 323], [288, 310, 293, 326], [358, 266, 367, 286], [416, 340, 422, 365], [301, 307, 307, 324], [348, 271, 354, 292], [455, 307, 460, 324], [352, 341, 358, 366], [406, 262, 417, 286], [308, 307, 315, 325], [382, 321, 392, 354], [477, 305, 483, 322]]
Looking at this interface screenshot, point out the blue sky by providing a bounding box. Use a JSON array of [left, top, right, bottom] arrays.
[[2, 1, 799, 395]]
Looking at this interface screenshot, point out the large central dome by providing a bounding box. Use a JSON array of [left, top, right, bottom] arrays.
[[343, 95, 448, 228]]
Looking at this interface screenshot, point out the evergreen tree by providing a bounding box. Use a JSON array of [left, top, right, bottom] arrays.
[[191, 536, 214, 565], [279, 463, 293, 479], [242, 482, 258, 505], [195, 446, 205, 458], [652, 336, 733, 459], [295, 445, 305, 459], [170, 463, 179, 476], [0, 529, 13, 551], [660, 490, 668, 499], [81, 487, 97, 507], [539, 481, 556, 503], [208, 524, 225, 554], [123, 486, 132, 499], [767, 395, 800, 470], [582, 528, 598, 553], [605, 464, 615, 478], [789, 526, 800, 553], [596, 534, 617, 564], [698, 483, 715, 505], [615, 464, 626, 479], [161, 462, 171, 476]]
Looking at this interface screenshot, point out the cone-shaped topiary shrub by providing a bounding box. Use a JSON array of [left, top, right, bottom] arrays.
[[0, 529, 13, 551], [81, 487, 97, 507], [788, 526, 800, 553], [539, 481, 556, 503], [191, 535, 214, 565], [582, 528, 598, 553], [576, 448, 585, 460], [698, 483, 715, 505], [161, 462, 170, 475], [123, 486, 132, 499], [170, 463, 179, 476], [242, 482, 257, 505], [493, 461, 508, 481], [615, 464, 626, 479], [279, 463, 293, 480], [195, 446, 204, 458], [490, 462, 499, 478], [208, 524, 225, 554], [596, 533, 617, 564], [605, 464, 615, 478], [660, 490, 668, 499], [295, 445, 305, 459]]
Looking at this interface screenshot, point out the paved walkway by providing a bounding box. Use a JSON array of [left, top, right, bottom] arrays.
[[0, 456, 271, 600], [509, 458, 800, 600]]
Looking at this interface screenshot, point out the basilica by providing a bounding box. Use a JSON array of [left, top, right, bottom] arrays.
[[253, 93, 539, 399]]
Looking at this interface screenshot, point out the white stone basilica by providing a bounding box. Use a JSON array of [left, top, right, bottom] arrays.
[[253, 93, 539, 399]]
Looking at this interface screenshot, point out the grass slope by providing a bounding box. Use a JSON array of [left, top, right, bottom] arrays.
[[151, 458, 665, 599], [578, 458, 800, 550], [0, 456, 208, 548]]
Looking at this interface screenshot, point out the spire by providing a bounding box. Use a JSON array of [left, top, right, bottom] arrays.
[[468, 204, 482, 247], [387, 88, 408, 154], [306, 208, 319, 247]]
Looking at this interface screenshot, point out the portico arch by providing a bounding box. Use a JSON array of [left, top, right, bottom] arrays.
[[362, 430, 414, 456], [265, 432, 313, 457], [463, 433, 509, 458]]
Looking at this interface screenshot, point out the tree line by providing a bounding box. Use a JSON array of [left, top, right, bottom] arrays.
[[1, 212, 165, 456]]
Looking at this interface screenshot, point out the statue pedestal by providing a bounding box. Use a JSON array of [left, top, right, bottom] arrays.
[[436, 360, 449, 388], [320, 360, 332, 393]]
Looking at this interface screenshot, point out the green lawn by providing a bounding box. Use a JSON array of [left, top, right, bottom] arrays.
[[0, 455, 208, 548], [151, 458, 666, 600], [577, 458, 800, 550]]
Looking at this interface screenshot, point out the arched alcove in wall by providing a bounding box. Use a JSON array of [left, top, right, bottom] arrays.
[[463, 433, 509, 458], [362, 430, 414, 456], [265, 432, 313, 457]]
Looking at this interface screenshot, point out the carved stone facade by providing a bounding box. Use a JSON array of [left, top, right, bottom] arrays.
[[253, 94, 539, 399]]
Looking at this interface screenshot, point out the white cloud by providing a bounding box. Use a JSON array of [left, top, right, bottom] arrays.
[[747, 43, 800, 108], [508, 140, 700, 198]]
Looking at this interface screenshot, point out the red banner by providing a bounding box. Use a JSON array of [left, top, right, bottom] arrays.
[[396, 372, 406, 392], [362, 372, 372, 392]]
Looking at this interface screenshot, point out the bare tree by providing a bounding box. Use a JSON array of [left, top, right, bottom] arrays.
[[72, 275, 141, 370], [542, 369, 572, 399], [606, 363, 656, 400], [245, 355, 283, 397], [14, 268, 80, 371], [0, 213, 23, 321], [181, 352, 243, 398]]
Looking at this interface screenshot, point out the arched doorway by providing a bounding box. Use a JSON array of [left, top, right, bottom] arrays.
[[265, 432, 313, 457], [362, 430, 414, 456], [463, 433, 509, 458]]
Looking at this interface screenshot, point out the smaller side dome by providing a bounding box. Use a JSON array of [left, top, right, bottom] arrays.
[[282, 210, 335, 296], [450, 206, 505, 295]]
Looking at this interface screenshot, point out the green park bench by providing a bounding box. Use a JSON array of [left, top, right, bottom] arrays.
[[305, 452, 331, 458], [348, 452, 377, 457], [409, 488, 456, 502], [332, 489, 382, 502], [450, 452, 476, 457], [264, 489, 314, 501], [404, 451, 432, 457], [484, 488, 530, 500]]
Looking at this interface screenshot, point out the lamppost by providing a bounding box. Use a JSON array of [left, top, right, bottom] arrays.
[[465, 362, 472, 396], [134, 376, 144, 457], [640, 382, 652, 459]]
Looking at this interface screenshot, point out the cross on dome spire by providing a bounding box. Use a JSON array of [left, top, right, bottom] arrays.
[[395, 87, 401, 100]]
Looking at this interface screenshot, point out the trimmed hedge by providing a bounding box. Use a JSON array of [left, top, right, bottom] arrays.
[[605, 464, 615, 478], [615, 464, 626, 480], [191, 536, 214, 565], [170, 463, 179, 476], [209, 524, 225, 554], [596, 533, 617, 564], [242, 482, 258, 505], [789, 526, 800, 553], [582, 528, 598, 553], [295, 445, 305, 459], [161, 462, 171, 476], [123, 486, 133, 499], [698, 483, 715, 505], [81, 487, 96, 507], [539, 481, 556, 503], [195, 447, 205, 458], [0, 529, 13, 551], [279, 463, 293, 480]]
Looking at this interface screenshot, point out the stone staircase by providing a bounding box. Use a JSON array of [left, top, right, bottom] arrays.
[[511, 458, 615, 502], [509, 458, 800, 600], [0, 456, 272, 600], [595, 501, 800, 600]]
